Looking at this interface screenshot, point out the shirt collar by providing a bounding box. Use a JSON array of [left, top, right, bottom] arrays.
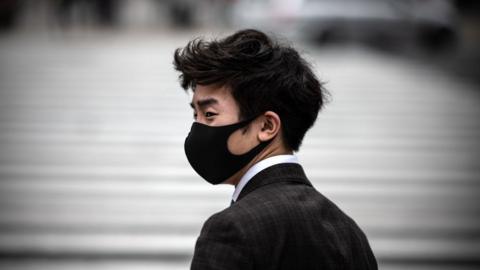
[[231, 154, 299, 202]]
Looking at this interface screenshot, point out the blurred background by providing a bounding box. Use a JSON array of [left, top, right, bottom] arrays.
[[0, 0, 479, 269]]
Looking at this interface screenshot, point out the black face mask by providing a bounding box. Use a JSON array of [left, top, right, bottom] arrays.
[[184, 118, 271, 185]]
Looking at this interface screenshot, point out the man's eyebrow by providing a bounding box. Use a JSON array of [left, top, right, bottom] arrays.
[[190, 98, 219, 109]]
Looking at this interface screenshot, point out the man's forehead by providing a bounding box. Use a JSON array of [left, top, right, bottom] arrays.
[[191, 85, 231, 105], [196, 83, 231, 95]]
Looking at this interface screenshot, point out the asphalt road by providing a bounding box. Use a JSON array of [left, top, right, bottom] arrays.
[[0, 30, 479, 270]]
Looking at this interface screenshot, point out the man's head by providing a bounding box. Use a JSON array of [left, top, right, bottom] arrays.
[[174, 29, 327, 152]]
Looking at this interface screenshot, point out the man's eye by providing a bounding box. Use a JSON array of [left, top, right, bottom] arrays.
[[193, 112, 198, 119], [205, 112, 217, 118]]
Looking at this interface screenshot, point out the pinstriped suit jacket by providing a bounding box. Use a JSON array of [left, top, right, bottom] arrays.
[[191, 163, 377, 270]]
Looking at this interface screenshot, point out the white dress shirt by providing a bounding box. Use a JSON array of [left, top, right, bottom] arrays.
[[231, 154, 299, 202]]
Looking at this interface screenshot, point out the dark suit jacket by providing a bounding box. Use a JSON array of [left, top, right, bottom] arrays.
[[191, 163, 377, 270]]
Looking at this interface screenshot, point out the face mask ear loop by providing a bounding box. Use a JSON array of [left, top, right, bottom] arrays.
[[237, 113, 269, 131], [237, 115, 258, 135], [225, 116, 255, 156], [227, 114, 275, 156]]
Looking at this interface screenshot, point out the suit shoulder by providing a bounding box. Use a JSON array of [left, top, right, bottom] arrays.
[[235, 181, 364, 232], [199, 207, 249, 240]]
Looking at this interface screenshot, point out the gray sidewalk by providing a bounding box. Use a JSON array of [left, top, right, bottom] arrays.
[[0, 31, 479, 270]]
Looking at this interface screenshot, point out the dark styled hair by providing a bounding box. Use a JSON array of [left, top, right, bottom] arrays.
[[173, 29, 328, 151]]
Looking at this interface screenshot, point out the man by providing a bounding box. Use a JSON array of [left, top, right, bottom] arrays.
[[173, 29, 377, 270]]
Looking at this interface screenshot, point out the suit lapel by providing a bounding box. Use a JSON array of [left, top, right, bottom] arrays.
[[237, 163, 312, 202]]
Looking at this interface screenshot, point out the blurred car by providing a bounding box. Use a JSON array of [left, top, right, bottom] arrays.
[[231, 0, 458, 49]]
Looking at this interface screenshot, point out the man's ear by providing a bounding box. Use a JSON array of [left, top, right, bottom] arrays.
[[258, 111, 281, 142]]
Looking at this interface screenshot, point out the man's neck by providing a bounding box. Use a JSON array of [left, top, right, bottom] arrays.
[[224, 143, 292, 186]]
